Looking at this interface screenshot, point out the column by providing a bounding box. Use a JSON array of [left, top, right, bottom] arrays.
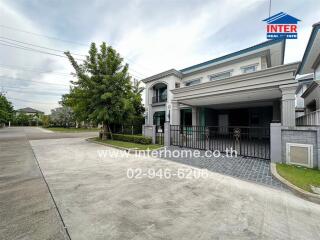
[[280, 84, 297, 127], [171, 100, 180, 125], [270, 123, 282, 163], [192, 107, 198, 126], [315, 98, 320, 110]]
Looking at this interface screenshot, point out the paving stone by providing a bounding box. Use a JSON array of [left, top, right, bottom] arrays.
[[158, 146, 288, 191]]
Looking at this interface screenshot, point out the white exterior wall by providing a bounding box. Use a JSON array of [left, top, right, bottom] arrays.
[[144, 75, 182, 125], [316, 63, 320, 80], [296, 84, 308, 108], [182, 57, 262, 86]]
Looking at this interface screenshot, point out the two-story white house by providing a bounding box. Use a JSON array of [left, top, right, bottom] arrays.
[[143, 39, 299, 130]]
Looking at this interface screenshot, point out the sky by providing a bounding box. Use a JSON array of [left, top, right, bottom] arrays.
[[0, 0, 319, 114]]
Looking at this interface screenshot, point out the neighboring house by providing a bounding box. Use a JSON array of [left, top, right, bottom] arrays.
[[295, 73, 313, 117], [296, 22, 320, 126], [16, 107, 44, 116], [142, 39, 299, 129]]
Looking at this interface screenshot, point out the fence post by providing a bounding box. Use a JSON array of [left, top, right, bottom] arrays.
[[270, 123, 282, 163], [152, 125, 156, 144], [164, 122, 170, 146], [131, 125, 134, 135]]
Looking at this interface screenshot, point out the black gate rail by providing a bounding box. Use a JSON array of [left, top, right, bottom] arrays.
[[170, 125, 270, 160]]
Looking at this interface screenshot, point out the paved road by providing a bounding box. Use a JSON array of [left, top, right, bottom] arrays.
[[0, 127, 97, 240], [30, 137, 320, 240]]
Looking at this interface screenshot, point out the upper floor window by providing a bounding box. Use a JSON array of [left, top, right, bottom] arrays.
[[185, 78, 201, 86], [241, 64, 258, 74], [209, 71, 232, 81], [152, 83, 167, 103]]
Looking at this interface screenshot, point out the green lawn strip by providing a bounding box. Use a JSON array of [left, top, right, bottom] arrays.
[[94, 137, 162, 150], [276, 163, 320, 192], [47, 127, 99, 132]]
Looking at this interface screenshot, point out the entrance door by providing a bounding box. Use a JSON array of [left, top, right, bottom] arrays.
[[218, 114, 228, 134]]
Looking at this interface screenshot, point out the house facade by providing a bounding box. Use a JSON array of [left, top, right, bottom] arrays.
[[16, 107, 44, 116], [142, 23, 320, 169], [143, 39, 299, 130]]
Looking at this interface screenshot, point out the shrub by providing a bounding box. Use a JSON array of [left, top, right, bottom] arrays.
[[105, 133, 152, 144]]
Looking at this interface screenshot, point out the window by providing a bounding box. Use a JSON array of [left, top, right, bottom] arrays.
[[241, 64, 258, 74], [209, 71, 232, 81], [175, 82, 180, 88], [185, 78, 201, 86], [153, 111, 165, 126]]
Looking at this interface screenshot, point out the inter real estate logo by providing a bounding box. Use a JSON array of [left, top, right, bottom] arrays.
[[263, 12, 301, 40]]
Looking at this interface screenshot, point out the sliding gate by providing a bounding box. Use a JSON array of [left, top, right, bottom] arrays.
[[170, 125, 270, 159]]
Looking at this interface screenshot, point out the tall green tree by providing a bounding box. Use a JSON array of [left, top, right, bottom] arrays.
[[0, 93, 14, 126], [64, 42, 134, 139], [129, 79, 145, 124]]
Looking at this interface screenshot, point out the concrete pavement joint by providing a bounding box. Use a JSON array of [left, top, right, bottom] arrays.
[[27, 135, 72, 240]]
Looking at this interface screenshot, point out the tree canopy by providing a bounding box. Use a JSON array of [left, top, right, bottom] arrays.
[[63, 42, 142, 139], [0, 93, 14, 125]]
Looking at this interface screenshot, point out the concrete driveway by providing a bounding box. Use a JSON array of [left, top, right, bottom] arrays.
[[0, 127, 97, 240], [29, 137, 320, 240]]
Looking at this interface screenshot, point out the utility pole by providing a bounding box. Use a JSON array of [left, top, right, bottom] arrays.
[[268, 0, 272, 18]]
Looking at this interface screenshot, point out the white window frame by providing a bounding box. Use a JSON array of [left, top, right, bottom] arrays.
[[184, 78, 201, 86], [241, 63, 259, 74], [286, 143, 313, 168], [208, 70, 233, 81]]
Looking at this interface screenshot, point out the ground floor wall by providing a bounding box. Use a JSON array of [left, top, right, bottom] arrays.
[[271, 123, 320, 169]]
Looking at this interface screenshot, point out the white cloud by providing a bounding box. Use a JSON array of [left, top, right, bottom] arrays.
[[1, 0, 320, 114]]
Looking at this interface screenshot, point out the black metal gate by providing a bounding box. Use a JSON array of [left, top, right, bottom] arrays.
[[170, 125, 270, 159], [155, 125, 164, 145]]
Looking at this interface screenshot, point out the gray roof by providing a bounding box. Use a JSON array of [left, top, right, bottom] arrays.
[[142, 39, 285, 83], [16, 107, 44, 114], [141, 69, 182, 83]]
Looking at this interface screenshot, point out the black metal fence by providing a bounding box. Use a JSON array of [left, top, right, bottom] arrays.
[[155, 125, 164, 145], [110, 125, 142, 135], [170, 125, 270, 159]]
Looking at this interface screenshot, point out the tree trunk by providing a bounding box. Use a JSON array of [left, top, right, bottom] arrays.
[[108, 124, 113, 140], [102, 122, 109, 140]]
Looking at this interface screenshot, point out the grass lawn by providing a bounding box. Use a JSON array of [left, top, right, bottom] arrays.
[[47, 127, 99, 132], [93, 138, 162, 150], [276, 163, 320, 192]]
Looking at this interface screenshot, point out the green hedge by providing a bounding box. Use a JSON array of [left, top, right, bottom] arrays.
[[106, 133, 152, 145]]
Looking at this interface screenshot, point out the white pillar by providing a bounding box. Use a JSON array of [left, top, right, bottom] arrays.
[[315, 98, 320, 110], [192, 107, 198, 126], [280, 84, 297, 127], [171, 100, 180, 125], [270, 123, 282, 163]]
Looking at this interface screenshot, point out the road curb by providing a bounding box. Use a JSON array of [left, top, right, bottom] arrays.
[[270, 163, 320, 204], [86, 138, 165, 153]]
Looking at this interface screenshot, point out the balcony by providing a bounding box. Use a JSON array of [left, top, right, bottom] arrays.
[[296, 109, 320, 126], [152, 95, 167, 104]]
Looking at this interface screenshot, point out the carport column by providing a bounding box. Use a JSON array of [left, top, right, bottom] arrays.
[[270, 123, 282, 163], [164, 122, 170, 146], [171, 100, 180, 125], [280, 84, 297, 127], [192, 107, 198, 126]]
